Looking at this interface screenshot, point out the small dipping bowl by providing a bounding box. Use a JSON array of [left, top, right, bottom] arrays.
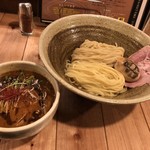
[[0, 61, 60, 139]]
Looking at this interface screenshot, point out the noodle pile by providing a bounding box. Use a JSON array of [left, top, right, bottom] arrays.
[[65, 39, 126, 97], [72, 39, 125, 67]]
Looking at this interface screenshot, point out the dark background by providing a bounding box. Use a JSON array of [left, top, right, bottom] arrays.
[[0, 0, 40, 16], [0, 0, 149, 30]]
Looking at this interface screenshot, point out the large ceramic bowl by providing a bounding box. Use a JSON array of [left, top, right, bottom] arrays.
[[0, 61, 60, 139], [39, 14, 150, 104]]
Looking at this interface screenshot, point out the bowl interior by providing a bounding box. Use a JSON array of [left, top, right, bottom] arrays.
[[39, 15, 150, 104], [48, 25, 143, 81]]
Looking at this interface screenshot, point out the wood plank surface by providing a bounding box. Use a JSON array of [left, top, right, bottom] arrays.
[[102, 104, 150, 150], [0, 13, 27, 63], [141, 101, 150, 128], [23, 27, 44, 65], [22, 23, 57, 150], [0, 13, 150, 150], [0, 13, 31, 149], [0, 13, 56, 150], [56, 87, 107, 150]]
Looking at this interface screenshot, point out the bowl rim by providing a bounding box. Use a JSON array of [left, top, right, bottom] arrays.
[[39, 14, 150, 104], [40, 14, 150, 41], [0, 60, 60, 132]]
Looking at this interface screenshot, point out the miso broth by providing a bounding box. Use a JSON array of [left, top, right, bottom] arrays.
[[0, 70, 55, 127]]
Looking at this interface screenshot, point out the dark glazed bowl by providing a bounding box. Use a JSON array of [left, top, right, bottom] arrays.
[[39, 14, 150, 104]]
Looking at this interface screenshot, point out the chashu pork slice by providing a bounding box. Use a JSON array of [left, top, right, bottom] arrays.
[[125, 45, 150, 88]]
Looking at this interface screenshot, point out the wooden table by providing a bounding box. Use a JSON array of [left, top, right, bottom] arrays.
[[0, 13, 150, 150]]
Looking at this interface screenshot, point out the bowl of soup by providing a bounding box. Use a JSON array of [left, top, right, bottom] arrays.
[[39, 14, 150, 104], [0, 61, 60, 139]]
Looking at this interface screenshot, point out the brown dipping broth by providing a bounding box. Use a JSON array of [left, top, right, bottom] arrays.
[[0, 70, 55, 127]]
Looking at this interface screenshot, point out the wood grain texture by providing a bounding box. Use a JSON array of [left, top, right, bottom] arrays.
[[0, 13, 150, 150], [22, 23, 57, 150], [56, 86, 107, 150], [102, 104, 150, 150], [23, 26, 44, 65], [141, 101, 150, 128], [0, 13, 56, 150], [0, 13, 27, 63]]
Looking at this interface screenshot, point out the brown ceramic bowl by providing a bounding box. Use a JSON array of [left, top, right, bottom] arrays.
[[39, 14, 150, 104]]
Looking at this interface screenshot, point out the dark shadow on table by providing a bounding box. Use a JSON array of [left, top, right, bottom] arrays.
[[55, 86, 136, 128], [8, 21, 19, 29]]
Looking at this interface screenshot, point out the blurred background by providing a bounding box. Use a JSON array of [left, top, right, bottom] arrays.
[[0, 0, 40, 16], [0, 0, 149, 32]]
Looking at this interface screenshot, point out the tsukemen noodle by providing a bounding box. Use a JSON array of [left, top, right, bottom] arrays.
[[0, 70, 55, 127]]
